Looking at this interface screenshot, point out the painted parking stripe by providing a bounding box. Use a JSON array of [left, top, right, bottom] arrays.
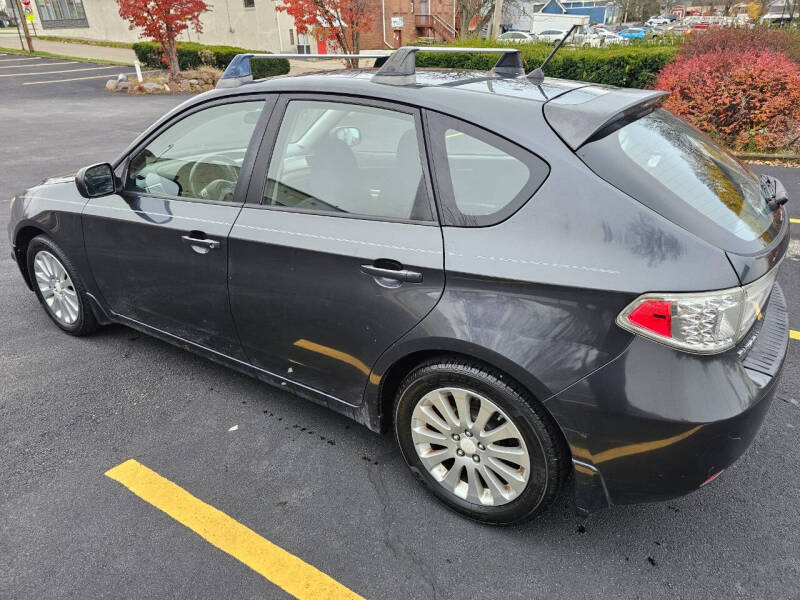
[[791, 330, 800, 341], [23, 72, 140, 85], [106, 459, 365, 600], [790, 218, 799, 224], [0, 65, 117, 78], [0, 61, 76, 69], [0, 56, 42, 62]]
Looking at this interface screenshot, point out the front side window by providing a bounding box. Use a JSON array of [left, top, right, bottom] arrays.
[[263, 100, 433, 221], [429, 113, 549, 226], [126, 101, 264, 203]]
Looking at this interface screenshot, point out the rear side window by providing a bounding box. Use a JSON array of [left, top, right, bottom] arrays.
[[427, 113, 549, 226], [577, 108, 778, 249], [263, 99, 433, 222]]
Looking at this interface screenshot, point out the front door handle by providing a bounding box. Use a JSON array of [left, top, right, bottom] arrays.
[[181, 234, 220, 254], [361, 264, 423, 283]]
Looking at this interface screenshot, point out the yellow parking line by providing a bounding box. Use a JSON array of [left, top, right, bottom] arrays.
[[24, 72, 138, 85], [791, 330, 800, 341], [106, 459, 365, 600], [790, 218, 799, 224], [0, 61, 76, 69], [0, 65, 117, 78]]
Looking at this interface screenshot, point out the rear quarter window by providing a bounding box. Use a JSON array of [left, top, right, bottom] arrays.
[[427, 112, 549, 227]]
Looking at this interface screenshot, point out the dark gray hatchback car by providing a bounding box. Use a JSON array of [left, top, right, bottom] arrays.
[[8, 48, 790, 524]]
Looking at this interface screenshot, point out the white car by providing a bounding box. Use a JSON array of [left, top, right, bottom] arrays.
[[537, 29, 568, 44], [497, 31, 537, 44], [586, 30, 627, 47], [646, 17, 671, 26]]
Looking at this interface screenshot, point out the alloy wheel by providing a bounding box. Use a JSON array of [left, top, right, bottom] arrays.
[[410, 387, 530, 506], [33, 250, 80, 326]]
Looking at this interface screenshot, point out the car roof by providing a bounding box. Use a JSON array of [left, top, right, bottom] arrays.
[[130, 68, 666, 161], [210, 69, 587, 115]]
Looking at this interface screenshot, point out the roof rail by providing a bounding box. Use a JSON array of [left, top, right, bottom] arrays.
[[372, 46, 524, 84], [217, 52, 390, 89], [217, 46, 526, 89]]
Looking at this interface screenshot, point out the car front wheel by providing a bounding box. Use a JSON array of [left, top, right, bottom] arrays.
[[394, 359, 569, 525], [26, 235, 98, 336]]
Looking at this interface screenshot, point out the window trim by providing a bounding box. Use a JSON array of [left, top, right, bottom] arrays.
[[244, 93, 440, 226], [118, 94, 277, 207], [424, 110, 550, 227]]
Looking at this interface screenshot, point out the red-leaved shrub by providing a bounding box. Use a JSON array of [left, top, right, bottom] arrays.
[[680, 27, 800, 64], [655, 50, 800, 152]]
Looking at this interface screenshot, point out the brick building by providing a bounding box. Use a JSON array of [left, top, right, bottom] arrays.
[[360, 0, 458, 50]]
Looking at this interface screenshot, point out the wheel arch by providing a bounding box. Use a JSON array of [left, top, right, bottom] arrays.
[[13, 224, 48, 290], [368, 339, 562, 444]]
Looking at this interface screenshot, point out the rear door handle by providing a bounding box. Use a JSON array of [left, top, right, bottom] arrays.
[[181, 234, 220, 254], [361, 264, 423, 283]]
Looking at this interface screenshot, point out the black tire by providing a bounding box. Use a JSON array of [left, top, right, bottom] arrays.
[[26, 235, 99, 336], [394, 358, 569, 525]]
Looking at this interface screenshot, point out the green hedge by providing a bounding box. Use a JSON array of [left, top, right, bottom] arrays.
[[132, 41, 290, 78], [416, 40, 678, 88]]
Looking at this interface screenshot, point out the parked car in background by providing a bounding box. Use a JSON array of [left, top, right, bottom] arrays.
[[646, 16, 671, 26], [619, 27, 647, 39], [537, 29, 568, 44], [646, 26, 666, 37], [586, 29, 627, 46], [498, 31, 537, 44]]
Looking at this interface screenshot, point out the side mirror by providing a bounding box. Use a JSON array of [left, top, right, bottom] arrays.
[[334, 126, 361, 147], [75, 163, 116, 198]]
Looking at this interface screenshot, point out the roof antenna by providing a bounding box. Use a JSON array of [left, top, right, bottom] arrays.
[[527, 24, 578, 84]]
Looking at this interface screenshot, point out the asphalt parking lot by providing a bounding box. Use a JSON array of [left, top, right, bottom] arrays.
[[1, 53, 799, 599]]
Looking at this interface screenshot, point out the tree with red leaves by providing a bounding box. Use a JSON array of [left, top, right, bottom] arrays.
[[277, 0, 373, 68], [116, 0, 209, 80]]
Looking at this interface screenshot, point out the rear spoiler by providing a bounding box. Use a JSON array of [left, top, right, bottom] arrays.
[[543, 86, 669, 150]]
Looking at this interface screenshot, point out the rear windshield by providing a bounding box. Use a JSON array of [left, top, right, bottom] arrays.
[[577, 109, 778, 249]]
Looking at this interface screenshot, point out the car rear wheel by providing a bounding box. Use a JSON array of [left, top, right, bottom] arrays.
[[26, 235, 98, 336], [394, 358, 569, 525]]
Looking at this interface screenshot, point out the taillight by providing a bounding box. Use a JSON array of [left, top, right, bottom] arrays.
[[617, 269, 778, 354]]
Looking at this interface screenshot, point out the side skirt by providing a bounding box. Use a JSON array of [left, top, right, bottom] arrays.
[[107, 311, 376, 430]]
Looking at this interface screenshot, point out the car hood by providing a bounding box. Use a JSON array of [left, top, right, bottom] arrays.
[[41, 172, 76, 186]]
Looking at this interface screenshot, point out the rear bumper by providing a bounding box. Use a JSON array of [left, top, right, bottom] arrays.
[[548, 284, 788, 512]]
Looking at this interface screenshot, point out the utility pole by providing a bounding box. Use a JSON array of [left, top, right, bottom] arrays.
[[492, 0, 504, 38], [13, 0, 34, 53]]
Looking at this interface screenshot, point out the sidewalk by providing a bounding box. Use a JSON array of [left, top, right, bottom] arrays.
[[0, 34, 138, 64]]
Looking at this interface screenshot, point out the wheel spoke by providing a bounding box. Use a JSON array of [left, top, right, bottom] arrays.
[[471, 401, 495, 434], [429, 391, 461, 429], [480, 421, 516, 444], [486, 456, 526, 483], [418, 404, 452, 433], [479, 463, 511, 502], [451, 388, 471, 429], [486, 443, 527, 465], [465, 465, 489, 505], [411, 424, 448, 445]]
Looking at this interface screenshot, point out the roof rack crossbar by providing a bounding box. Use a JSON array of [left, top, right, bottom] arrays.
[[217, 52, 390, 88], [372, 46, 524, 84]]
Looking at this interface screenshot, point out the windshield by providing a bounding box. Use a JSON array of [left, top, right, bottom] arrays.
[[577, 109, 779, 249]]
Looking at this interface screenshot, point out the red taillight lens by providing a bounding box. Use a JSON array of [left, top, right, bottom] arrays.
[[627, 300, 672, 338]]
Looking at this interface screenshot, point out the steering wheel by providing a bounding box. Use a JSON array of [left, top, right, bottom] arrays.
[[188, 153, 240, 200]]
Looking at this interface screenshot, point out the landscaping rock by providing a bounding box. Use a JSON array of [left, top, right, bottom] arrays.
[[117, 81, 133, 91], [105, 79, 119, 92], [142, 82, 163, 93]]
